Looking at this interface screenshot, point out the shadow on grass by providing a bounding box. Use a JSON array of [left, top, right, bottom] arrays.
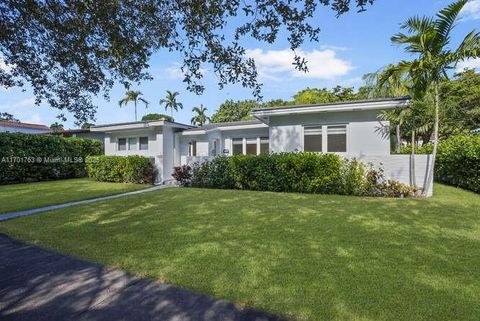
[[1, 185, 479, 321]]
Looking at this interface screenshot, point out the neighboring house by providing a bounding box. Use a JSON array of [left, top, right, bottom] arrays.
[[52, 128, 105, 141], [91, 97, 433, 194], [0, 121, 51, 134]]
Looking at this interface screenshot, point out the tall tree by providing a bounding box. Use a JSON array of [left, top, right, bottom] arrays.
[[118, 90, 149, 121], [191, 105, 209, 126], [440, 69, 480, 135], [210, 100, 259, 123], [0, 1, 375, 125], [293, 86, 363, 105], [0, 112, 19, 122], [159, 91, 183, 118], [382, 0, 480, 195]]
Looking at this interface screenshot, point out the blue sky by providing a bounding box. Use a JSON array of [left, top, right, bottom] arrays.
[[1, 0, 479, 128]]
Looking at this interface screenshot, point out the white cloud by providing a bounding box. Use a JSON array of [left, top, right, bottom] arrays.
[[0, 97, 36, 110], [461, 0, 480, 20], [319, 45, 349, 51], [456, 58, 480, 72], [22, 112, 42, 124], [163, 63, 208, 80], [246, 48, 353, 82]]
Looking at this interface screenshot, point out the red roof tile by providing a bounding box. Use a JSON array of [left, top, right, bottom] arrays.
[[0, 121, 50, 130]]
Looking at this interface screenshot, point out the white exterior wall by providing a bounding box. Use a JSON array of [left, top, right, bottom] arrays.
[[268, 110, 390, 155], [103, 128, 163, 183], [0, 126, 50, 134], [351, 154, 433, 196]]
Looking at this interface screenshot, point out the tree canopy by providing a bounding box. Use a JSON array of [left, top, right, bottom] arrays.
[[141, 113, 174, 122], [0, 112, 19, 122], [0, 0, 375, 125], [210, 85, 365, 122]]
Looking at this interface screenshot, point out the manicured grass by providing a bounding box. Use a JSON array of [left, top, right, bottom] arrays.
[[1, 184, 479, 320], [0, 178, 150, 214]]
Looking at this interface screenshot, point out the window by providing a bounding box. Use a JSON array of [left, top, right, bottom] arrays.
[[128, 137, 137, 150], [118, 138, 126, 151], [139, 137, 148, 150], [304, 126, 322, 152], [232, 138, 243, 155], [188, 141, 197, 156], [260, 137, 269, 154], [327, 125, 347, 152], [211, 140, 217, 156], [246, 138, 257, 155]]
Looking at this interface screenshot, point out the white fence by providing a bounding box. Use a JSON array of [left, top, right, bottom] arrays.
[[350, 154, 433, 196]]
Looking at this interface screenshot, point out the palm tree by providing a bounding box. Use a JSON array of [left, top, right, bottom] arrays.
[[159, 90, 183, 118], [118, 90, 149, 121], [380, 0, 480, 195], [50, 122, 64, 133], [191, 104, 209, 126], [364, 66, 411, 153]]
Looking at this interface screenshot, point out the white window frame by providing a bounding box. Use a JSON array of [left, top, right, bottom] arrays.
[[230, 136, 270, 155], [128, 137, 138, 151], [117, 138, 127, 151], [139, 136, 149, 151], [302, 123, 349, 154]]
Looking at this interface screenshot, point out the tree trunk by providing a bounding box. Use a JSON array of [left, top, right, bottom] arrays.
[[134, 100, 138, 121], [396, 124, 401, 153], [410, 130, 416, 187], [423, 83, 440, 196]]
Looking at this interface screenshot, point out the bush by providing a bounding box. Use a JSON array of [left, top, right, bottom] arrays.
[[0, 133, 103, 184], [180, 153, 417, 197], [435, 134, 480, 193], [172, 165, 192, 186], [399, 134, 480, 193], [398, 143, 433, 154], [86, 155, 155, 184]]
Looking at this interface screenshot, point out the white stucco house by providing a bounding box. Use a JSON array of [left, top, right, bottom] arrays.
[[91, 97, 433, 194]]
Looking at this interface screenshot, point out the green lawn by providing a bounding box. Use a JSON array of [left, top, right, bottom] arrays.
[[0, 178, 150, 214], [0, 184, 479, 321]]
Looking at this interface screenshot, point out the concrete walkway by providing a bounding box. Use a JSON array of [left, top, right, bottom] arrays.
[[0, 185, 168, 222], [0, 235, 282, 321]]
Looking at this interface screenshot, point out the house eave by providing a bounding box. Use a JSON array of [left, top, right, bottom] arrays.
[[252, 98, 410, 124], [91, 120, 192, 132]]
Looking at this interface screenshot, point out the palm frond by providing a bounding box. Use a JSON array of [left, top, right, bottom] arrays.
[[434, 0, 468, 43], [401, 16, 434, 34], [454, 30, 480, 62]]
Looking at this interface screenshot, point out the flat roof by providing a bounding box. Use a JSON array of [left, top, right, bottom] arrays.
[[252, 96, 410, 112], [251, 97, 410, 124], [91, 120, 193, 132], [182, 119, 263, 133]]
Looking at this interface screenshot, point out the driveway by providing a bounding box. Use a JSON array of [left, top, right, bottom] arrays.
[[0, 235, 282, 321]]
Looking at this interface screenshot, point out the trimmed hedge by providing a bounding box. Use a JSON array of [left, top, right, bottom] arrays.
[[435, 134, 480, 193], [0, 133, 103, 184], [86, 155, 155, 184], [182, 153, 416, 197], [399, 134, 479, 193]]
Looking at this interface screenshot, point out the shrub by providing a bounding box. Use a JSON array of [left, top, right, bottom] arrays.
[[435, 134, 480, 193], [191, 156, 235, 189], [172, 165, 192, 186], [0, 133, 103, 184], [86, 155, 154, 184], [182, 153, 417, 197]]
